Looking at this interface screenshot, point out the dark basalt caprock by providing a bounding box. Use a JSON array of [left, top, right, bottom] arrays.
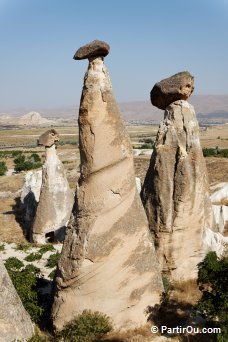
[[150, 71, 194, 110], [73, 40, 110, 60]]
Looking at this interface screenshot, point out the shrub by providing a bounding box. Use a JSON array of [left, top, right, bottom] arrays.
[[195, 252, 228, 341], [29, 153, 41, 163], [56, 310, 113, 341], [202, 148, 216, 157], [25, 252, 42, 262], [0, 161, 7, 176], [202, 148, 228, 158], [15, 242, 33, 252], [46, 252, 60, 268], [0, 243, 5, 251], [5, 260, 43, 322], [14, 153, 42, 172], [12, 150, 23, 157], [4, 256, 24, 270], [14, 154, 26, 164], [39, 244, 55, 255]]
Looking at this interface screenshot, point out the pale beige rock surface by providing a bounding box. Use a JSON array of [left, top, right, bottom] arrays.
[[0, 258, 34, 341], [20, 169, 42, 224], [141, 100, 215, 280], [32, 130, 74, 243], [52, 54, 163, 331]]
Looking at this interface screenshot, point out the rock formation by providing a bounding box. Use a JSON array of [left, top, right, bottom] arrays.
[[141, 72, 215, 280], [20, 169, 42, 225], [52, 40, 163, 331], [150, 71, 194, 110], [32, 129, 74, 243], [210, 182, 228, 234], [0, 257, 34, 341]]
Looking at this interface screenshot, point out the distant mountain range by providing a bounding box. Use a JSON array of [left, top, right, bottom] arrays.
[[1, 95, 228, 125]]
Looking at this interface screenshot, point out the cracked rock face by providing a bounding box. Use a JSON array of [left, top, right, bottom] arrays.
[[52, 53, 163, 331], [0, 258, 34, 341], [32, 132, 74, 244], [141, 100, 214, 280], [151, 71, 194, 110]]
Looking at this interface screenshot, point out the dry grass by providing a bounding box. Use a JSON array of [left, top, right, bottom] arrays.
[[171, 279, 201, 305], [206, 157, 228, 184], [0, 197, 26, 243]]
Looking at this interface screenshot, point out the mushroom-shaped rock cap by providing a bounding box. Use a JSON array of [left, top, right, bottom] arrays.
[[150, 71, 194, 110], [38, 129, 59, 147], [73, 40, 110, 60]]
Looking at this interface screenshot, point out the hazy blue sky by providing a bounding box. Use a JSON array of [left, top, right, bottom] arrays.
[[0, 0, 228, 109]]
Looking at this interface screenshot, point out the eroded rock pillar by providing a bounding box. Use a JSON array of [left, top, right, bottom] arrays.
[[52, 40, 163, 331]]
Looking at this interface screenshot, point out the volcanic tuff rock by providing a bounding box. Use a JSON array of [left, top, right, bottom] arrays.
[[141, 100, 215, 280], [150, 71, 194, 110], [0, 258, 34, 341], [20, 170, 42, 225], [52, 43, 163, 331], [32, 130, 74, 243], [73, 39, 110, 60]]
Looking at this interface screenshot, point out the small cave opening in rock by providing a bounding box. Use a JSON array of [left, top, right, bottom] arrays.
[[45, 231, 55, 243]]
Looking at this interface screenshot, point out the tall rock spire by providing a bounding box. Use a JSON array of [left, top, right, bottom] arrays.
[[141, 72, 215, 280], [52, 40, 163, 331], [32, 129, 74, 243]]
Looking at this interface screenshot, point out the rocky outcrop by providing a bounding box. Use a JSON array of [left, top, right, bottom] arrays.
[[18, 111, 53, 126], [32, 130, 74, 243], [52, 41, 163, 331], [141, 98, 215, 280], [20, 169, 42, 224], [150, 71, 194, 110], [0, 258, 34, 341]]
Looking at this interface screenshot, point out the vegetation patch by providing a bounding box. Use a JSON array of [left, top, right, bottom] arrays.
[[39, 244, 55, 255], [4, 256, 24, 270], [0, 161, 7, 176], [15, 242, 33, 253], [138, 138, 155, 149], [56, 310, 113, 342], [25, 252, 42, 262], [0, 243, 5, 251], [14, 153, 42, 172], [203, 148, 228, 158], [46, 252, 60, 268], [57, 140, 78, 146], [5, 259, 43, 322], [194, 252, 228, 341]]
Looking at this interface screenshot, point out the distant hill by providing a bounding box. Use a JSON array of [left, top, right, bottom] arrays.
[[1, 95, 228, 125]]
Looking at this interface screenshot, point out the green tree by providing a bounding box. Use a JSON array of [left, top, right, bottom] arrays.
[[29, 153, 41, 163], [14, 153, 42, 172], [195, 252, 228, 341]]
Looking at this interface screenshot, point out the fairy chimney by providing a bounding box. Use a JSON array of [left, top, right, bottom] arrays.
[[141, 72, 215, 280], [31, 129, 74, 243], [52, 40, 163, 331]]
